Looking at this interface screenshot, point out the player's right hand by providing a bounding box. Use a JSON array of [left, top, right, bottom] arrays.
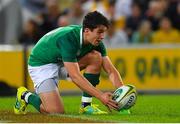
[[99, 92, 119, 111]]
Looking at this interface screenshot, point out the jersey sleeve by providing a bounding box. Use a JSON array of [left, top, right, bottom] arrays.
[[95, 42, 107, 56], [58, 34, 79, 62]]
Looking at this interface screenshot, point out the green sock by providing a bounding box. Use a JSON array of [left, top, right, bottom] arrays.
[[27, 93, 42, 112], [82, 73, 100, 97]]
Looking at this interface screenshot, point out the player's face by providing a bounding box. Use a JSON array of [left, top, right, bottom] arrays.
[[85, 25, 107, 46]]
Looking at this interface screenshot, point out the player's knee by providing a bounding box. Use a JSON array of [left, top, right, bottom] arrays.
[[45, 107, 65, 114], [88, 50, 102, 66], [41, 106, 65, 114]]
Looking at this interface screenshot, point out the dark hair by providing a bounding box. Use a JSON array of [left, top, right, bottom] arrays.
[[83, 11, 110, 31]]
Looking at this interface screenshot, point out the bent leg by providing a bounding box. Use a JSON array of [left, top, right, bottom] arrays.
[[37, 79, 64, 114], [78, 50, 102, 73], [78, 50, 102, 107], [24, 79, 64, 114]]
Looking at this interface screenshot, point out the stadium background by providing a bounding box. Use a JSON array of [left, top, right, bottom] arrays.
[[0, 0, 180, 95]]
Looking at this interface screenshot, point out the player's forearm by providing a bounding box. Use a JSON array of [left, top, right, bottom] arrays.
[[102, 56, 123, 88], [109, 69, 123, 88], [70, 73, 103, 99], [63, 62, 103, 99]]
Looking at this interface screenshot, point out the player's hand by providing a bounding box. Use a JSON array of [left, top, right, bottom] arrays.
[[99, 92, 119, 111]]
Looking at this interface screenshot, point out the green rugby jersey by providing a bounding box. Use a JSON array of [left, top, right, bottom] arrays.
[[28, 25, 107, 66]]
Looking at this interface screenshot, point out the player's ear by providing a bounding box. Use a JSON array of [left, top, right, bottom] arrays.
[[84, 28, 90, 33]]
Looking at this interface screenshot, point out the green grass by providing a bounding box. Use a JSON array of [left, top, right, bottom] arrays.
[[0, 95, 180, 123]]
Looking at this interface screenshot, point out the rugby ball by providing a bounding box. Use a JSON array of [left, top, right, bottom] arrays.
[[112, 84, 137, 111]]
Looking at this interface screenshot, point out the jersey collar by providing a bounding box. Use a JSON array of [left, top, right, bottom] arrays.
[[80, 28, 83, 49]]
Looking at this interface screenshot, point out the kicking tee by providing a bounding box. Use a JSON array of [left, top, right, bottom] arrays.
[[28, 25, 107, 66]]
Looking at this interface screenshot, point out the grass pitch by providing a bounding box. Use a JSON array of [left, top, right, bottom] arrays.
[[0, 95, 180, 123]]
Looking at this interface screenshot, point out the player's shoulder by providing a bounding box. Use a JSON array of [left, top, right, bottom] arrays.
[[44, 25, 81, 38], [59, 25, 82, 35], [68, 25, 82, 28], [64, 25, 82, 31]]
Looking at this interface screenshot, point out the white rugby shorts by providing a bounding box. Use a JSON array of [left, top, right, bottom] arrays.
[[28, 63, 68, 89]]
